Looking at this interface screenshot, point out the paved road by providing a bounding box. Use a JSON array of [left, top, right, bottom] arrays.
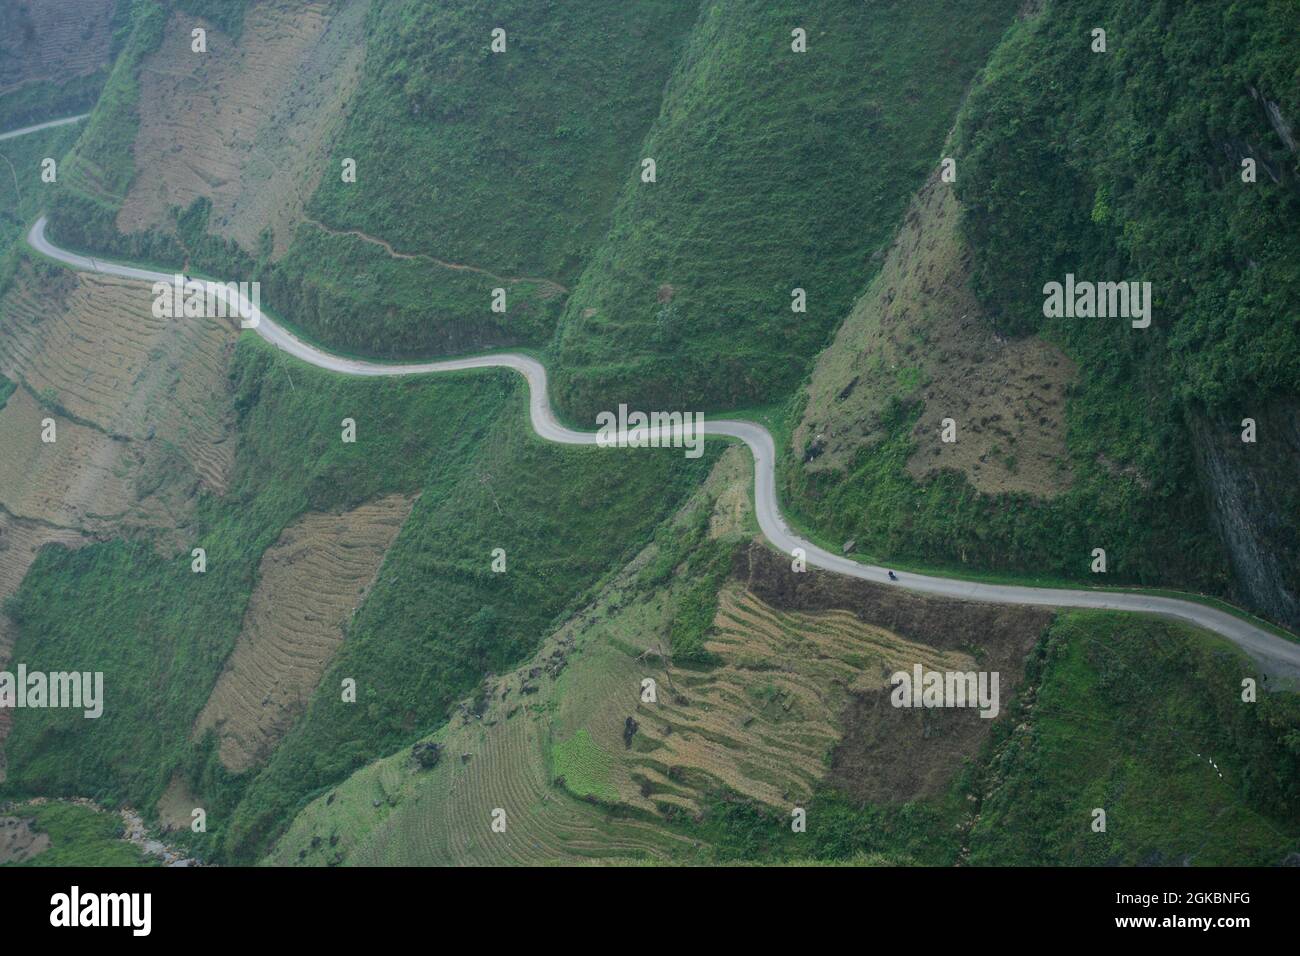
[[0, 114, 88, 142], [26, 215, 1300, 680]]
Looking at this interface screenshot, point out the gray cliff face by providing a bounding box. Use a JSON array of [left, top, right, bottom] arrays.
[[1191, 402, 1300, 631]]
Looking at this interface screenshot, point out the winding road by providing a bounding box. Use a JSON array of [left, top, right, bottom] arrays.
[[0, 114, 87, 143], [24, 214, 1300, 681]]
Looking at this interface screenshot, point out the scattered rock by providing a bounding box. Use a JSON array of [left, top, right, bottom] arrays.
[[411, 742, 442, 770]]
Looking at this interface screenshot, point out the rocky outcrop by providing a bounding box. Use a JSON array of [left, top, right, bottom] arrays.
[[1190, 402, 1300, 631]]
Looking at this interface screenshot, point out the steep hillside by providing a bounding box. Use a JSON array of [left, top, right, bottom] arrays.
[[781, 164, 1230, 593], [0, 0, 122, 130], [969, 611, 1300, 865], [192, 493, 414, 773], [0, 255, 237, 780], [949, 0, 1300, 618], [5, 0, 1297, 871], [116, 0, 370, 259], [777, 0, 1300, 618], [0, 323, 709, 861], [269, 457, 1296, 866], [550, 0, 1020, 421]]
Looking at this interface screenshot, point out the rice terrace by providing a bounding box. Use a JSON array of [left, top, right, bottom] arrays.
[[0, 0, 1297, 938]]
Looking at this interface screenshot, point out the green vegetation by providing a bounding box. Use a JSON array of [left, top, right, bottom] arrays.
[[551, 730, 618, 803], [0, 122, 82, 287], [672, 788, 963, 865], [968, 611, 1300, 864], [57, 0, 165, 204], [1, 334, 711, 862], [0, 76, 103, 136], [263, 222, 564, 360], [950, 0, 1298, 603], [783, 393, 1233, 594], [2, 802, 151, 867], [779, 0, 1300, 608], [278, 0, 698, 356], [551, 0, 1020, 420], [636, 501, 736, 664], [956, 0, 1299, 407], [5, 0, 1297, 869]]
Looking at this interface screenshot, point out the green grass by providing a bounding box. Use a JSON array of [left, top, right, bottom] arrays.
[[261, 220, 565, 359], [3, 801, 151, 867], [58, 0, 165, 204], [271, 0, 700, 357], [551, 730, 619, 803], [0, 121, 82, 289], [968, 611, 1300, 864], [550, 0, 1020, 421]]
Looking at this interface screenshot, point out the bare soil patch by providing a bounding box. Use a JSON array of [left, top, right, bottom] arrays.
[[193, 494, 414, 772], [735, 542, 1051, 803], [117, 1, 370, 258], [154, 774, 201, 834], [0, 815, 49, 864], [795, 170, 1076, 498]]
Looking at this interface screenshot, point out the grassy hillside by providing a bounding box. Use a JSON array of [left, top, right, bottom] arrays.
[[777, 0, 1300, 612], [969, 611, 1300, 865], [275, 0, 700, 357], [0, 121, 81, 269], [1, 338, 506, 803], [779, 170, 1232, 595], [267, 451, 753, 866], [952, 0, 1300, 614], [6, 0, 1297, 870], [309, 0, 699, 286], [0, 324, 710, 861], [0, 0, 125, 132], [268, 512, 1298, 866], [549, 0, 1019, 421], [219, 373, 713, 861]]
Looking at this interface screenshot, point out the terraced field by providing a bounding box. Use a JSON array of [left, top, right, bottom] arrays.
[[269, 450, 758, 865], [0, 266, 237, 492], [630, 587, 979, 810], [0, 385, 165, 533], [269, 440, 1056, 864], [194, 493, 415, 773], [0, 0, 117, 96], [0, 259, 238, 780], [273, 642, 697, 865], [118, 0, 370, 257]]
